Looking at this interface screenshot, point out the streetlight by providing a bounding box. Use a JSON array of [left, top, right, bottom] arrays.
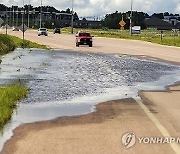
[[71, 0, 74, 34], [22, 0, 25, 48], [22, 0, 24, 26], [40, 0, 42, 28], [5, 4, 8, 34], [28, 0, 30, 28], [12, 5, 15, 26], [130, 0, 133, 35], [16, 3, 19, 27], [9, 6, 11, 26]]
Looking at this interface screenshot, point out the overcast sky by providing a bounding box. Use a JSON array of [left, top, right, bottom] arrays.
[[1, 0, 180, 18]]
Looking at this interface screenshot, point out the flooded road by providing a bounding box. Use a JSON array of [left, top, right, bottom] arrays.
[[0, 48, 180, 151]]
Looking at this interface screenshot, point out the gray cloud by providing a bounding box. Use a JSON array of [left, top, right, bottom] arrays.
[[1, 0, 180, 17]]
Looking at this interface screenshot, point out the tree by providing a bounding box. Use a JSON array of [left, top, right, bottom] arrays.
[[0, 4, 7, 11], [24, 4, 33, 11], [66, 8, 71, 14], [102, 11, 149, 29], [74, 12, 79, 21], [102, 11, 122, 29], [164, 12, 169, 16], [152, 13, 164, 19]]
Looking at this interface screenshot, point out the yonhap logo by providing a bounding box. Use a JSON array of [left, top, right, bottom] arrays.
[[122, 132, 136, 149], [122, 132, 180, 149]]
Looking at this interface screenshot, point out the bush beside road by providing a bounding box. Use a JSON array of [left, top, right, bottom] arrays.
[[0, 34, 16, 55]]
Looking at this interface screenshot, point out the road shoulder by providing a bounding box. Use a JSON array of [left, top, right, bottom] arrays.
[[1, 98, 175, 154]]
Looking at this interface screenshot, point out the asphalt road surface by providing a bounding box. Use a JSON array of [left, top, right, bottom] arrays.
[[1, 29, 180, 64]]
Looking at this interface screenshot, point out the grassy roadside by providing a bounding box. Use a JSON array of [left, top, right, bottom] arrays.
[[10, 35, 49, 50], [0, 34, 16, 55], [0, 84, 28, 128], [0, 34, 40, 128], [61, 27, 180, 47], [0, 33, 48, 55]]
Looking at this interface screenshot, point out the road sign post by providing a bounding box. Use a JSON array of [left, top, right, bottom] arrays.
[[160, 30, 163, 41], [19, 24, 28, 48], [6, 24, 7, 35], [119, 20, 126, 31], [0, 18, 6, 34], [4, 24, 10, 35], [0, 18, 4, 26]]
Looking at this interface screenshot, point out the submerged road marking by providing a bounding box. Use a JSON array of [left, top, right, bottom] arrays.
[[136, 100, 180, 154]]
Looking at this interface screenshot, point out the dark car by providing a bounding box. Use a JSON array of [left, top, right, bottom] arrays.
[[12, 26, 19, 31], [54, 28, 61, 34], [76, 31, 93, 47]]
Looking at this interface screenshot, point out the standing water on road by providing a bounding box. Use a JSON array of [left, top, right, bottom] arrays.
[[0, 48, 180, 150]]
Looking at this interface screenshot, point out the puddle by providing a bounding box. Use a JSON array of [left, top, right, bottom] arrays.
[[0, 48, 180, 151]]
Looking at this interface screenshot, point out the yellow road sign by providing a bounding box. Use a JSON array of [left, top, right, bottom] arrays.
[[119, 20, 126, 27]]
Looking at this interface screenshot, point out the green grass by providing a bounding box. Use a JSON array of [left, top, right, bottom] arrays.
[[0, 34, 16, 55], [0, 34, 49, 56], [0, 84, 28, 128], [61, 27, 180, 47], [10, 35, 49, 50]]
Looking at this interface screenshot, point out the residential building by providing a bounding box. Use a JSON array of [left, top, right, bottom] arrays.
[[163, 15, 180, 29], [145, 17, 173, 30]]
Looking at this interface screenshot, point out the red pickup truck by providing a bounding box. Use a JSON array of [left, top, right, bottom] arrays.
[[76, 31, 93, 47]]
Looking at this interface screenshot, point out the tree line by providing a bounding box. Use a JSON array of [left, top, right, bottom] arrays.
[[1, 4, 179, 29], [101, 11, 180, 29], [0, 4, 79, 21]]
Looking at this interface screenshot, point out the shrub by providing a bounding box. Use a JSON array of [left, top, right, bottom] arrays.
[[0, 34, 16, 55]]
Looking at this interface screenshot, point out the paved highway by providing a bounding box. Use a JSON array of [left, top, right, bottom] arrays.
[[1, 29, 180, 64]]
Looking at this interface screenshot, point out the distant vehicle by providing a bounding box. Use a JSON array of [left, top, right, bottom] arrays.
[[38, 28, 48, 36], [12, 26, 19, 31], [53, 28, 61, 34], [1, 26, 5, 29], [76, 31, 93, 47], [132, 26, 141, 34]]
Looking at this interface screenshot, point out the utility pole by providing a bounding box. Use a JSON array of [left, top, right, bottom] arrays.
[[9, 7, 11, 26], [12, 5, 14, 27], [22, 1, 24, 26], [130, 0, 133, 35], [16, 3, 18, 27], [32, 9, 35, 28], [5, 5, 8, 34], [28, 0, 30, 28], [71, 0, 74, 34], [40, 0, 42, 28], [22, 0, 25, 48]]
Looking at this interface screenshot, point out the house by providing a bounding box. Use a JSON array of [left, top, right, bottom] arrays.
[[163, 15, 180, 29], [51, 18, 101, 28], [74, 19, 101, 29], [145, 17, 173, 30], [175, 22, 180, 30]]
